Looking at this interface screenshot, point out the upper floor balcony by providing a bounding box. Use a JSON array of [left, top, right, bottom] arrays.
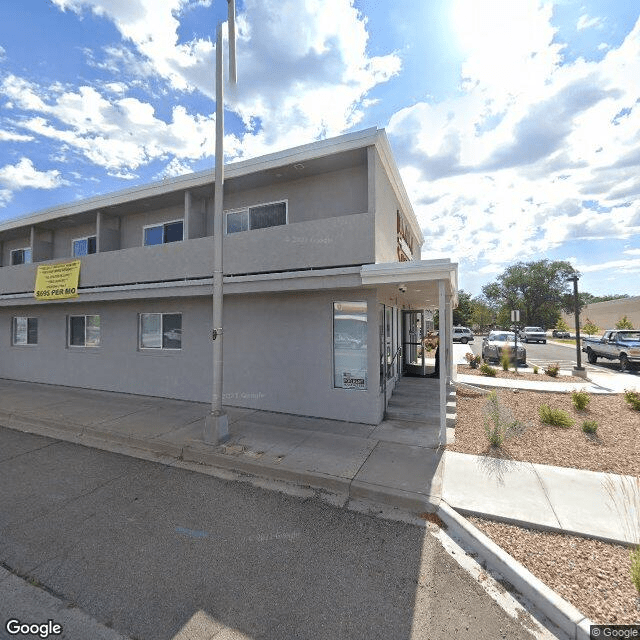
[[0, 212, 375, 297]]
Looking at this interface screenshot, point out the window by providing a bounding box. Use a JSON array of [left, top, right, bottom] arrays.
[[139, 313, 182, 350], [72, 236, 97, 257], [333, 302, 367, 390], [225, 201, 287, 234], [143, 220, 183, 246], [10, 248, 32, 265], [69, 315, 100, 347], [12, 317, 38, 345]]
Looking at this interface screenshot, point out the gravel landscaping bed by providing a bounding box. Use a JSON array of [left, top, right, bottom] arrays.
[[448, 388, 639, 475], [457, 364, 583, 383], [469, 516, 640, 625]]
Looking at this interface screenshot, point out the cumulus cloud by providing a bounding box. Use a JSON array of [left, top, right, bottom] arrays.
[[0, 158, 68, 206], [387, 2, 640, 273], [50, 0, 400, 157], [1, 74, 216, 173]]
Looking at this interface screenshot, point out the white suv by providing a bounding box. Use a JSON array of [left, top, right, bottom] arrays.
[[452, 326, 474, 344]]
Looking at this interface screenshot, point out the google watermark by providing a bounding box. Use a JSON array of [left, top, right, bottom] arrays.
[[5, 619, 62, 638], [591, 626, 640, 639]]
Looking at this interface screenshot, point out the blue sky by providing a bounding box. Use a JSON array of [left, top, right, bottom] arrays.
[[1, 0, 639, 298]]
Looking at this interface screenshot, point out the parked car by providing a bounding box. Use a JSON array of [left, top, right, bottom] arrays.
[[452, 326, 474, 344], [482, 331, 527, 365], [521, 326, 547, 343], [582, 330, 640, 371], [552, 329, 570, 338]]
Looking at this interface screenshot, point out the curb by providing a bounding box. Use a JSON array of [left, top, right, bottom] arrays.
[[452, 505, 637, 549], [437, 501, 593, 640], [0, 417, 440, 517]]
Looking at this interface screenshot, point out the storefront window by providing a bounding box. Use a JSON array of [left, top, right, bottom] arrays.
[[333, 302, 367, 390]]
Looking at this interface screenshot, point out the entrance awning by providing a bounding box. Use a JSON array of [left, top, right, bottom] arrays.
[[360, 259, 458, 309]]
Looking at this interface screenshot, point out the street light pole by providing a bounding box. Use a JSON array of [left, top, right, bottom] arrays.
[[566, 274, 586, 378], [204, 0, 237, 444]]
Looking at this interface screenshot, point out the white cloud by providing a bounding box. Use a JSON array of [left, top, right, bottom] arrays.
[[0, 130, 34, 142], [577, 258, 640, 273], [1, 75, 217, 172], [49, 0, 400, 158], [577, 14, 604, 31], [0, 158, 68, 206], [388, 4, 640, 272]]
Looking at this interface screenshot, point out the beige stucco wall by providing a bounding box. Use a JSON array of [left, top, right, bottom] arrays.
[[561, 296, 640, 333]]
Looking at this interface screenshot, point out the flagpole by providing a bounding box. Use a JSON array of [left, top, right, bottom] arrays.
[[204, 0, 236, 444]]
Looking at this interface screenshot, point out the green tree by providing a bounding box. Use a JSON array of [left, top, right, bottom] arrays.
[[453, 290, 473, 326], [582, 318, 599, 335], [470, 297, 494, 332], [616, 315, 634, 329], [555, 318, 570, 332], [482, 260, 577, 329]]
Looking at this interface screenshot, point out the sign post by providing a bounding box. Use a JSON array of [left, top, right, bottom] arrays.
[[511, 310, 520, 371]]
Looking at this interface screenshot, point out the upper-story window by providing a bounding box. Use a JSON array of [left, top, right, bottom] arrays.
[[143, 220, 183, 246], [72, 236, 97, 257], [11, 248, 32, 265], [225, 201, 287, 234]]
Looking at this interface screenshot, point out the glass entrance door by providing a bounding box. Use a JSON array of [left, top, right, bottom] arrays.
[[402, 310, 432, 376]]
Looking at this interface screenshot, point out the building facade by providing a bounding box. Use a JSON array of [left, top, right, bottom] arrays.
[[561, 296, 640, 334], [0, 128, 458, 428]]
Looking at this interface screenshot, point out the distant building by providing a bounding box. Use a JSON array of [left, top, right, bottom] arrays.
[[562, 296, 640, 333], [0, 128, 458, 425]]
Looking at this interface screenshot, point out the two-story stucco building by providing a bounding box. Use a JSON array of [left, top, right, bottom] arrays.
[[0, 128, 458, 428]]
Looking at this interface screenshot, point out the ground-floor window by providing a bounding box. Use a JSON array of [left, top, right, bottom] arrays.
[[12, 317, 38, 345], [333, 301, 367, 389], [69, 315, 101, 347], [139, 312, 182, 350]]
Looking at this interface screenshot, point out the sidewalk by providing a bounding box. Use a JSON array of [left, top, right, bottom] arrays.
[[0, 376, 636, 546]]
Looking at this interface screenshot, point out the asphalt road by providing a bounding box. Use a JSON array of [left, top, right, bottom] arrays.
[[0, 427, 537, 640]]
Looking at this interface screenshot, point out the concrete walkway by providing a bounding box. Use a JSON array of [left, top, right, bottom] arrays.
[[0, 373, 636, 546]]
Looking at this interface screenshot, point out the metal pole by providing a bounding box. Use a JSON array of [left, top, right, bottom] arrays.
[[204, 2, 237, 444], [572, 277, 584, 371]]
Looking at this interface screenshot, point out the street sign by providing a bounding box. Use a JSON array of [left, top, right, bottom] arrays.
[[511, 310, 520, 322]]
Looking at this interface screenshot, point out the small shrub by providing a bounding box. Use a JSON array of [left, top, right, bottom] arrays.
[[479, 362, 497, 377], [483, 391, 524, 447], [624, 389, 640, 411], [544, 363, 560, 377], [616, 315, 634, 330], [571, 390, 590, 411], [500, 347, 511, 371], [581, 420, 598, 434], [539, 404, 574, 428], [631, 546, 640, 595], [582, 318, 599, 336], [464, 352, 481, 369], [532, 365, 539, 374]]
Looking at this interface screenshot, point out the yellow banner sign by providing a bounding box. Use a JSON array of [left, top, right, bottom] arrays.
[[34, 260, 81, 300]]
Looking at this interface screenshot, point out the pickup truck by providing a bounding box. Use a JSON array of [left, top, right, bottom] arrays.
[[520, 326, 547, 343], [582, 330, 640, 371]]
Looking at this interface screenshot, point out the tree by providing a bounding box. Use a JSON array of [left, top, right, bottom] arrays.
[[615, 316, 634, 329], [482, 260, 578, 329], [582, 318, 599, 336], [470, 298, 494, 332], [555, 318, 570, 332], [453, 290, 473, 326]]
